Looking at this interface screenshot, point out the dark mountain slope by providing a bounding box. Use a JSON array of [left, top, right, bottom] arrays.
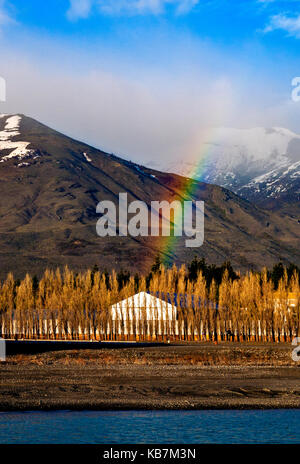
[[0, 114, 299, 278]]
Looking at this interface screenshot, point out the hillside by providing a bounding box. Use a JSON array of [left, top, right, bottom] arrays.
[[0, 114, 299, 278]]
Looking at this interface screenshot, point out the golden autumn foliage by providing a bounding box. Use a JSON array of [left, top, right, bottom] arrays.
[[0, 264, 299, 342]]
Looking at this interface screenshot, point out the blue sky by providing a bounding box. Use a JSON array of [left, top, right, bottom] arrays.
[[5, 0, 300, 49], [0, 0, 300, 162]]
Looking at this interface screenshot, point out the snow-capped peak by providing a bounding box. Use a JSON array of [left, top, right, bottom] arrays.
[[203, 126, 300, 167], [146, 126, 300, 202]]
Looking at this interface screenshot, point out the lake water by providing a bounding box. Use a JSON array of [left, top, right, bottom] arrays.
[[0, 409, 299, 444]]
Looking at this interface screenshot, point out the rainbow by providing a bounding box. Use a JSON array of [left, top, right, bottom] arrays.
[[160, 130, 214, 265]]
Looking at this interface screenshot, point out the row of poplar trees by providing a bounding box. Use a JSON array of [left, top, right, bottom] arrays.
[[0, 261, 299, 342]]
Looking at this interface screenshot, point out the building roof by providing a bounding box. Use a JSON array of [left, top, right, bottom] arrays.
[[110, 291, 177, 321]]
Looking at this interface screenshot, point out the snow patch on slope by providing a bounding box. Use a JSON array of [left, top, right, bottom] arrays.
[[83, 152, 92, 163], [0, 114, 36, 163]]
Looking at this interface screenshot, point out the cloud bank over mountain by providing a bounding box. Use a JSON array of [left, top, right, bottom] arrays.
[[0, 0, 299, 165]]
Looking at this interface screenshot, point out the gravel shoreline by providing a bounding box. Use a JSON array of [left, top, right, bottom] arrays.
[[1, 343, 299, 411]]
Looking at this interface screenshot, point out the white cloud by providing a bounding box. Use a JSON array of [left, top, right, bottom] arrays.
[[264, 13, 300, 38], [175, 0, 199, 14], [0, 0, 14, 27], [98, 0, 199, 16], [258, 0, 300, 3], [67, 0, 199, 19], [1, 8, 297, 165], [67, 0, 93, 21], [0, 45, 240, 166]]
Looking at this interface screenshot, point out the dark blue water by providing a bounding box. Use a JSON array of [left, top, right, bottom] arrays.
[[0, 410, 299, 444]]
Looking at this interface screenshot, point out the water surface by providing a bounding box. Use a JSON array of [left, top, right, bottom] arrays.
[[0, 409, 299, 444]]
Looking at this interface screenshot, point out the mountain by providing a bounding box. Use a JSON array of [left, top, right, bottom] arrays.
[[147, 127, 300, 211], [0, 114, 299, 278]]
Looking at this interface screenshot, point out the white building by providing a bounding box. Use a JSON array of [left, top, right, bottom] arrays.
[[110, 291, 178, 339]]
